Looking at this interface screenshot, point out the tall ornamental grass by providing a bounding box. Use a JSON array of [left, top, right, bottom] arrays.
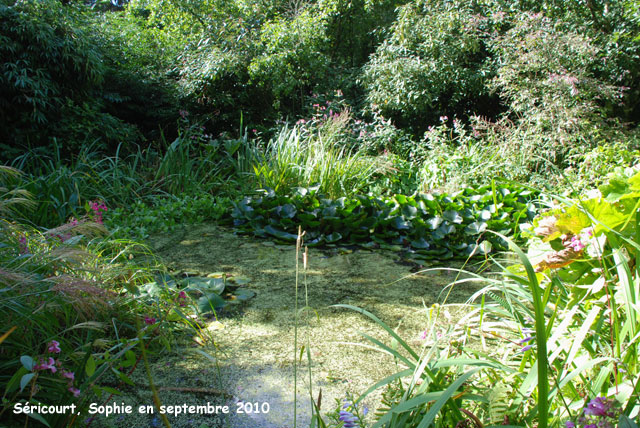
[[0, 168, 205, 427], [252, 120, 378, 198]]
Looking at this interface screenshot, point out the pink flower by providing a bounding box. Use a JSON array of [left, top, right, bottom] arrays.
[[18, 235, 28, 254], [420, 330, 428, 340], [62, 370, 75, 381], [35, 357, 58, 373], [144, 316, 156, 325], [68, 386, 81, 397], [89, 201, 108, 224], [47, 340, 61, 354], [178, 291, 188, 307], [569, 235, 586, 252]]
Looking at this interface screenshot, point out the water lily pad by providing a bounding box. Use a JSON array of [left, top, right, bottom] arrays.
[[443, 210, 463, 224], [206, 272, 226, 278], [402, 204, 418, 219], [264, 225, 298, 241], [325, 232, 343, 243], [464, 221, 487, 235], [390, 216, 410, 230], [275, 204, 296, 218], [198, 293, 227, 313], [182, 277, 226, 294], [228, 288, 256, 303], [232, 276, 251, 286], [426, 216, 443, 230], [411, 238, 431, 249]]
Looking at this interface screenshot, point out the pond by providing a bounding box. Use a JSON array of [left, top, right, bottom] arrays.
[[92, 224, 485, 428]]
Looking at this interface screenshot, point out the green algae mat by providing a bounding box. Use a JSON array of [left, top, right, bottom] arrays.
[[91, 224, 483, 428]]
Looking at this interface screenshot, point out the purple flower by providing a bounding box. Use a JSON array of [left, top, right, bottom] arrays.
[[584, 397, 612, 417], [68, 386, 81, 397], [47, 340, 61, 354], [571, 396, 620, 428], [144, 316, 156, 325], [569, 235, 586, 252], [62, 370, 75, 381], [339, 410, 358, 427]]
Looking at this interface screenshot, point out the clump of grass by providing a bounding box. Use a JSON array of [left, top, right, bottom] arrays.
[[253, 117, 378, 198]]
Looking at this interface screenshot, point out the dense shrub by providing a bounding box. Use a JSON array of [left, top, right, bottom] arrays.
[[0, 0, 105, 153], [362, 0, 500, 132], [489, 13, 624, 166], [249, 7, 333, 112]]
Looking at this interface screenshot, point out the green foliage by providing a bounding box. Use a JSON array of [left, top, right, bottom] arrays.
[[463, 171, 640, 425], [488, 12, 625, 169], [333, 304, 510, 428], [362, 0, 498, 131], [232, 183, 537, 259], [249, 7, 332, 111], [0, 219, 154, 427], [105, 194, 231, 240], [251, 121, 378, 198], [324, 171, 640, 427], [0, 0, 181, 156], [0, 0, 104, 151], [0, 170, 229, 427], [562, 139, 640, 193], [137, 272, 254, 316]]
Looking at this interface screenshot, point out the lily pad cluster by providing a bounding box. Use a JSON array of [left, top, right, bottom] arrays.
[[137, 272, 255, 315], [232, 185, 538, 259]]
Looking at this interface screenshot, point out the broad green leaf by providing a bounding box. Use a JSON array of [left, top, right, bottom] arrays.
[[85, 355, 96, 377], [325, 232, 343, 243], [465, 221, 487, 235], [264, 225, 298, 241], [230, 288, 256, 302], [276, 203, 296, 218], [198, 293, 227, 313], [619, 415, 639, 428], [426, 216, 443, 230], [182, 277, 225, 294], [443, 210, 463, 224], [402, 204, 418, 219], [411, 238, 431, 249], [390, 216, 411, 230], [20, 355, 34, 371], [20, 373, 35, 392]]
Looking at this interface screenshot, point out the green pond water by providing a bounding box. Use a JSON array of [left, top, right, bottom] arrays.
[[91, 224, 485, 428]]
